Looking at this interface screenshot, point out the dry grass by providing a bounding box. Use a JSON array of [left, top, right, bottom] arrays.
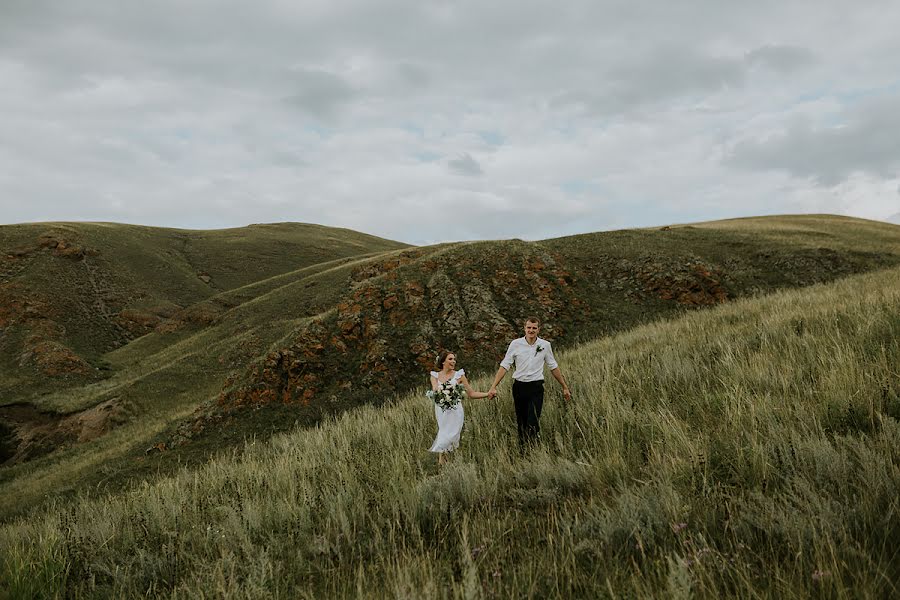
[[2, 263, 899, 598], [5, 215, 899, 524]]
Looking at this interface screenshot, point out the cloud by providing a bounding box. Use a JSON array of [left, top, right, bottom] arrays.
[[745, 45, 817, 73], [727, 95, 900, 185], [2, 1, 900, 241], [283, 69, 356, 121], [550, 47, 747, 116], [447, 153, 483, 177]]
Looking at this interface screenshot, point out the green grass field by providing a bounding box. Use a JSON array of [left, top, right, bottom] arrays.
[[2, 261, 898, 598]]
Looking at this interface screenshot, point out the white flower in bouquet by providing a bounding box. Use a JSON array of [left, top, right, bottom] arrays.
[[426, 380, 465, 411]]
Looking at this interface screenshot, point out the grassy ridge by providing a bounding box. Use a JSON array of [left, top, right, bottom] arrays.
[[27, 250, 402, 415], [0, 253, 411, 518], [0, 221, 408, 399], [3, 215, 899, 525], [201, 215, 900, 462], [3, 264, 898, 598]]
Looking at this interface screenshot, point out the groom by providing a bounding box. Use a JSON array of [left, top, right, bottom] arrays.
[[488, 317, 571, 449]]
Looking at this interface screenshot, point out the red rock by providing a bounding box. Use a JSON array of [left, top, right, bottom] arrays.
[[330, 336, 347, 353], [302, 388, 315, 404], [37, 235, 59, 249], [21, 340, 92, 377]]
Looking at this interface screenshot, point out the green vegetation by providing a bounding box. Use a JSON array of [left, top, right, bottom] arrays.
[[2, 215, 900, 527], [0, 224, 408, 519], [2, 263, 898, 598], [0, 221, 408, 399]]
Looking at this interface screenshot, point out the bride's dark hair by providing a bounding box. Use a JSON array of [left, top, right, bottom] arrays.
[[435, 350, 455, 369]]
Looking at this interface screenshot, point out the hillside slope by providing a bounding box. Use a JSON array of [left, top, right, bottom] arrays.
[[202, 215, 900, 435], [3, 262, 898, 597], [1, 215, 898, 520], [0, 221, 407, 398]]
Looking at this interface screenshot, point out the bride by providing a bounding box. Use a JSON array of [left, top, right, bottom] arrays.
[[428, 350, 492, 465]]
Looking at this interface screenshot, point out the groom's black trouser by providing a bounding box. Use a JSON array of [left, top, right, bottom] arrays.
[[512, 379, 544, 447]]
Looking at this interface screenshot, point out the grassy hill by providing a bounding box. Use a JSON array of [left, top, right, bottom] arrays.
[[2, 215, 900, 523], [200, 214, 900, 435], [2, 262, 898, 598], [0, 221, 408, 399]]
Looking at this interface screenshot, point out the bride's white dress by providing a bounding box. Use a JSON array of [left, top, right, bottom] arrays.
[[429, 369, 465, 453]]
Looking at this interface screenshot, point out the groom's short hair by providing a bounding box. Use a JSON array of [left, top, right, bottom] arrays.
[[525, 316, 540, 327]]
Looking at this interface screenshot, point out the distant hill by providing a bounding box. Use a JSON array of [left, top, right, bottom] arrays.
[[887, 212, 900, 225], [0, 221, 408, 399], [2, 214, 900, 520]]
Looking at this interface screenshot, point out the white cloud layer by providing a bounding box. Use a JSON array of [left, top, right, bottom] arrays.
[[1, 0, 899, 243]]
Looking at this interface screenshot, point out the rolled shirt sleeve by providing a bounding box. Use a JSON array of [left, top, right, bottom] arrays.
[[499, 340, 516, 370], [544, 342, 559, 370]]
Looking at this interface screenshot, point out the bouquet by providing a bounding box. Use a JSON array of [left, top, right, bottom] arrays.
[[426, 380, 465, 411]]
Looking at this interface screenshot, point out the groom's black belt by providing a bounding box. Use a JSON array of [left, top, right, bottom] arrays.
[[513, 379, 544, 385]]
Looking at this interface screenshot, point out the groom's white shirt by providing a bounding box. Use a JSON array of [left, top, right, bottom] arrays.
[[500, 337, 558, 382]]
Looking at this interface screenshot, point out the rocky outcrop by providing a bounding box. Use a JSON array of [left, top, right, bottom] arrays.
[[0, 282, 33, 328], [116, 308, 166, 336], [7, 222, 893, 457], [0, 398, 130, 465], [0, 282, 94, 378], [167, 241, 747, 448], [36, 232, 97, 260], [637, 258, 729, 305], [169, 245, 585, 444], [114, 303, 216, 336], [19, 340, 93, 377]]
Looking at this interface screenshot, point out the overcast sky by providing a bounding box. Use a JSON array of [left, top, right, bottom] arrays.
[[2, 1, 899, 244]]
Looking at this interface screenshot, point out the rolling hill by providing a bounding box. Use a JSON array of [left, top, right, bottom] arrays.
[[3, 259, 898, 598], [192, 215, 900, 447], [0, 221, 408, 397], [2, 215, 899, 521]]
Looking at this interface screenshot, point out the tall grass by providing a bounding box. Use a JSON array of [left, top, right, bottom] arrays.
[[3, 266, 899, 598]]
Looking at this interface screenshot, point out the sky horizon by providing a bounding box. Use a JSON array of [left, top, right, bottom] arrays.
[[2, 212, 897, 247], [2, 1, 899, 245]]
